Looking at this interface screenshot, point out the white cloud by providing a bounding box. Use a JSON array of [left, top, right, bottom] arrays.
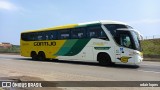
[[0, 0, 18, 11], [128, 19, 160, 25]]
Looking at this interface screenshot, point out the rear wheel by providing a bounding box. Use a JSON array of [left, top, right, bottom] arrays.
[[38, 51, 46, 61], [31, 51, 37, 60]]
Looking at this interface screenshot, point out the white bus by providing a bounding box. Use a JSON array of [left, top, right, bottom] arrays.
[[21, 20, 143, 65]]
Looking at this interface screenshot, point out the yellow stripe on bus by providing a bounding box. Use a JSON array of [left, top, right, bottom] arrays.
[[22, 24, 78, 33]]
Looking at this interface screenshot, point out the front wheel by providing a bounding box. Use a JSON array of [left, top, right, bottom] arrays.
[[98, 53, 114, 66]]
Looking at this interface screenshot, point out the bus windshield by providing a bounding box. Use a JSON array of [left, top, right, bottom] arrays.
[[130, 31, 142, 51], [105, 24, 142, 51]]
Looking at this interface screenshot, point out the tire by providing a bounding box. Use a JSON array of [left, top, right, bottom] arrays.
[[98, 53, 113, 66], [31, 51, 37, 60], [38, 52, 46, 61]]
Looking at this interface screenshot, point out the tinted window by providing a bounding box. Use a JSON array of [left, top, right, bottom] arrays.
[[29, 32, 37, 41], [21, 30, 58, 41], [71, 28, 86, 39], [131, 31, 142, 51], [34, 32, 45, 40], [105, 24, 132, 37], [58, 30, 70, 39], [48, 31, 57, 40], [21, 33, 29, 41], [120, 33, 132, 48], [87, 25, 109, 40], [114, 30, 138, 50], [37, 32, 43, 40]]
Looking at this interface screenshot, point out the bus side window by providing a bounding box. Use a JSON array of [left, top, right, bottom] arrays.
[[41, 32, 46, 40], [34, 33, 38, 40], [71, 28, 85, 39], [45, 31, 49, 40], [87, 27, 98, 38], [71, 29, 78, 39], [29, 33, 36, 41], [58, 29, 70, 39], [87, 25, 109, 40], [49, 31, 57, 40], [37, 32, 43, 40], [45, 35, 49, 40], [99, 30, 109, 40], [21, 33, 29, 41]]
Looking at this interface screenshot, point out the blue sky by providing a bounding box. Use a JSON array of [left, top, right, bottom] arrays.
[[0, 0, 160, 45]]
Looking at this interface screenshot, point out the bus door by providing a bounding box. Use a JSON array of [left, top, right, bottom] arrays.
[[115, 30, 134, 63]]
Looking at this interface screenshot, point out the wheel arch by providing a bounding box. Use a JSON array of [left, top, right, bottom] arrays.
[[97, 52, 111, 61], [37, 51, 46, 60], [30, 51, 37, 57], [97, 52, 114, 65]]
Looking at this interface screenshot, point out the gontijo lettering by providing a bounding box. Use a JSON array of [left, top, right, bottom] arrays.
[[34, 42, 56, 46]]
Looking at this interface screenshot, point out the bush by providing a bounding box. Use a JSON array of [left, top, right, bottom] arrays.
[[141, 39, 160, 57], [0, 45, 20, 53]]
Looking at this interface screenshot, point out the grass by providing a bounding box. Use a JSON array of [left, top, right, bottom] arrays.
[[141, 39, 160, 58]]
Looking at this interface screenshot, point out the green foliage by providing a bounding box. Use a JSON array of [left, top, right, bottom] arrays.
[[0, 45, 20, 53], [141, 39, 160, 55]]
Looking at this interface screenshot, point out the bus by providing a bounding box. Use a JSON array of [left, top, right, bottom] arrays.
[[20, 20, 143, 65]]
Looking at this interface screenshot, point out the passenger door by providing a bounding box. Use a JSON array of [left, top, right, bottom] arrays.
[[115, 31, 134, 63]]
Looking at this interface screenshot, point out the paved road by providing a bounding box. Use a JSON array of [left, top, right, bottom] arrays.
[[0, 54, 160, 90]]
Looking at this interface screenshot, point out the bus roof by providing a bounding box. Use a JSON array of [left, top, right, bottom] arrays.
[[21, 20, 129, 33], [100, 20, 127, 25]]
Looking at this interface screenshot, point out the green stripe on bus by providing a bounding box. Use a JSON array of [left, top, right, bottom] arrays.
[[54, 39, 78, 56], [64, 39, 90, 56]]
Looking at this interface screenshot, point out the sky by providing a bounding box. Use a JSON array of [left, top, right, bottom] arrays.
[[0, 0, 160, 45]]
